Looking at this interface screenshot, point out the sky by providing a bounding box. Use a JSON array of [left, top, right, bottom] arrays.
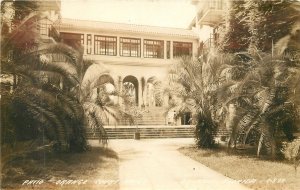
[[61, 0, 196, 29]]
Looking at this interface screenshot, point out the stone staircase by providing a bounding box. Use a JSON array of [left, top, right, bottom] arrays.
[[109, 107, 167, 126], [87, 126, 195, 139], [89, 107, 195, 139]]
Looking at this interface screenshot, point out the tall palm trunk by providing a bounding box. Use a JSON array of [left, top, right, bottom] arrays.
[[196, 103, 216, 148]]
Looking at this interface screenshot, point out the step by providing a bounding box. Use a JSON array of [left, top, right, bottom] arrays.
[[104, 107, 168, 125], [86, 126, 195, 139]]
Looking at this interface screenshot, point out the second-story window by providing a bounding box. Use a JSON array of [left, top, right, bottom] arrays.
[[144, 39, 164, 59], [39, 22, 49, 36], [94, 35, 117, 56], [87, 34, 92, 54], [60, 32, 84, 49], [120, 37, 141, 57], [173, 42, 193, 57]]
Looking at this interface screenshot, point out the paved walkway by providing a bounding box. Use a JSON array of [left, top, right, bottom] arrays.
[[105, 138, 250, 190]]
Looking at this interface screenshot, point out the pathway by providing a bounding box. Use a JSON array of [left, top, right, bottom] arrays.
[[106, 138, 251, 190]]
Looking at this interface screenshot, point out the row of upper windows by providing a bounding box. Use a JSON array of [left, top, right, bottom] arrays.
[[60, 32, 193, 58]]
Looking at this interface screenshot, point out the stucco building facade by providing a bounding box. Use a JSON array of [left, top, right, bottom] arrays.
[[57, 19, 199, 110]]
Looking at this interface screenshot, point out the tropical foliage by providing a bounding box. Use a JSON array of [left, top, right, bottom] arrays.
[[1, 1, 120, 170], [171, 0, 299, 160], [220, 0, 300, 53], [169, 49, 299, 158], [222, 52, 300, 158], [219, 0, 250, 52], [217, 0, 300, 158], [167, 56, 222, 148], [281, 139, 300, 172], [1, 7, 88, 153], [80, 62, 118, 145]]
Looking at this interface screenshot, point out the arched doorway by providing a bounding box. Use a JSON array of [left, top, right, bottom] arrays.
[[88, 74, 118, 125], [94, 74, 116, 104], [123, 75, 139, 105], [146, 77, 163, 107], [94, 74, 115, 92], [97, 74, 115, 85]]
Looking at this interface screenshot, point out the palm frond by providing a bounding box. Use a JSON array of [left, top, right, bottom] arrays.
[[2, 12, 39, 50], [81, 63, 110, 97], [83, 102, 108, 144]]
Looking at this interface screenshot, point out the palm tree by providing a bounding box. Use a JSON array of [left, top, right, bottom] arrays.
[[1, 1, 120, 163], [243, 0, 300, 52], [1, 21, 88, 152], [217, 0, 300, 157], [221, 52, 300, 158], [167, 50, 300, 157], [1, 2, 91, 173], [167, 55, 226, 148], [79, 60, 125, 144]]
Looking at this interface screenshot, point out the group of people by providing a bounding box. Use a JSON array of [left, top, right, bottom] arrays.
[[167, 110, 193, 125]]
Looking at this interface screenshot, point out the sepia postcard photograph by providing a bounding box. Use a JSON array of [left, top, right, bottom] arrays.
[[1, 0, 300, 189]]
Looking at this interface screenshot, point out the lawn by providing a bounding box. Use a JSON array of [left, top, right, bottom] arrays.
[[179, 146, 300, 190], [1, 146, 119, 190]]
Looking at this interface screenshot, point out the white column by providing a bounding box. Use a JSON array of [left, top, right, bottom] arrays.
[[170, 41, 174, 59], [91, 34, 94, 55], [117, 36, 120, 57], [138, 77, 143, 107], [83, 33, 87, 55], [164, 40, 167, 59], [193, 41, 197, 57], [141, 77, 147, 107], [141, 37, 144, 58], [163, 94, 169, 108]]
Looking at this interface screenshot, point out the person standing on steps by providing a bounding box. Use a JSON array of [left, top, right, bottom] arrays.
[[167, 109, 175, 125], [173, 110, 177, 126]]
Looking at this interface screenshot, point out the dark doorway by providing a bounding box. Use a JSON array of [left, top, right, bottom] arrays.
[[181, 112, 191, 125], [123, 75, 139, 105]]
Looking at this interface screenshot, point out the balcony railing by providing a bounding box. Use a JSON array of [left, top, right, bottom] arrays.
[[199, 38, 212, 55], [38, 23, 60, 42], [51, 54, 66, 62], [42, 54, 67, 63], [199, 33, 220, 55], [197, 0, 226, 26], [208, 0, 225, 10]]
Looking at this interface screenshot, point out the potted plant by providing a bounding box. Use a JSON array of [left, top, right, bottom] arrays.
[[134, 126, 140, 140], [132, 109, 144, 140]]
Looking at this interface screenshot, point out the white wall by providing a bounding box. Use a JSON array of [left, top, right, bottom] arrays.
[[61, 25, 199, 106], [60, 28, 199, 60]]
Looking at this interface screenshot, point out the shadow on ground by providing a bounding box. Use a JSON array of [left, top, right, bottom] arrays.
[[179, 146, 300, 190], [1, 146, 119, 190]]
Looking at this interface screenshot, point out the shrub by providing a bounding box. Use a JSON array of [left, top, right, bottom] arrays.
[[281, 138, 300, 172]]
